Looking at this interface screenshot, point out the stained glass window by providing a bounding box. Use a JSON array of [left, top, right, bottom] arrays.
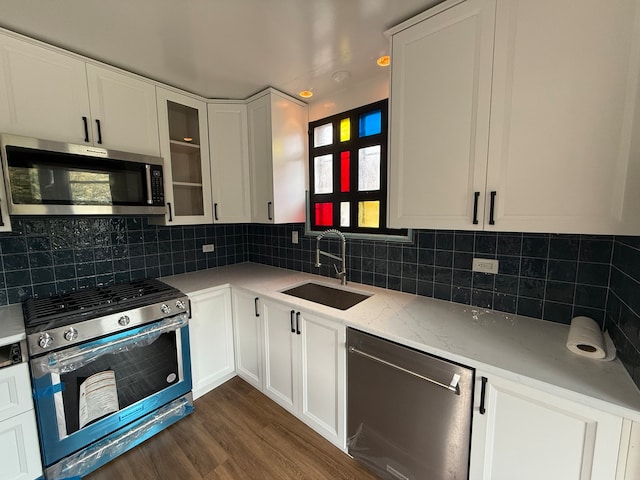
[[359, 110, 382, 137], [314, 154, 333, 194], [340, 118, 351, 142], [308, 99, 403, 235], [358, 146, 380, 191], [315, 202, 333, 226], [340, 202, 350, 227], [314, 123, 333, 147], [340, 151, 350, 192], [358, 201, 380, 228]]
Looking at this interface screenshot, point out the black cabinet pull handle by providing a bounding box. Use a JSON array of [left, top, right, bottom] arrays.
[[290, 310, 295, 333], [167, 202, 173, 222], [267, 201, 273, 221], [295, 312, 301, 335], [214, 203, 219, 221], [82, 116, 89, 142], [489, 191, 496, 225], [472, 191, 480, 225], [95, 119, 103, 144], [254, 297, 260, 317], [0, 199, 5, 227], [479, 376, 488, 415]]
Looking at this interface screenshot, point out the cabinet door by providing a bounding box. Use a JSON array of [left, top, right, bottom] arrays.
[[86, 64, 160, 156], [0, 410, 43, 480], [262, 299, 298, 415], [189, 288, 235, 399], [154, 88, 213, 225], [247, 94, 275, 223], [470, 375, 624, 480], [231, 289, 263, 390], [269, 91, 307, 224], [0, 32, 91, 144], [208, 102, 252, 223], [0, 364, 34, 422], [387, 0, 495, 229], [485, 0, 640, 234], [299, 311, 345, 449]]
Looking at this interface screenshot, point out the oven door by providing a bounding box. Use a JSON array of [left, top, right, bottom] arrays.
[[30, 315, 192, 467]]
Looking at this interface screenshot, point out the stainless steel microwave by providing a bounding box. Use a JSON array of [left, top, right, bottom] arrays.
[[0, 134, 166, 216]]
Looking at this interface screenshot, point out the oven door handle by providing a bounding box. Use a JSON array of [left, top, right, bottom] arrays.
[[33, 314, 189, 377]]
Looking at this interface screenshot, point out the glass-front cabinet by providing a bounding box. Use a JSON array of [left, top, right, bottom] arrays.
[[152, 88, 212, 225]]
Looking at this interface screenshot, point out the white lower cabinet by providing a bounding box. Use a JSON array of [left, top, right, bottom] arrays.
[[0, 362, 42, 480], [258, 296, 346, 449], [469, 373, 629, 480], [231, 289, 264, 391], [188, 287, 235, 399]]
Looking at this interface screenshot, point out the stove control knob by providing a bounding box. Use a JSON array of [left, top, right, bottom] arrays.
[[161, 304, 171, 314], [64, 327, 78, 342], [39, 333, 53, 349], [118, 315, 130, 326], [175, 300, 186, 310]]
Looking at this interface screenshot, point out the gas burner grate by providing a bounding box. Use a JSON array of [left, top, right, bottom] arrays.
[[23, 279, 181, 328]]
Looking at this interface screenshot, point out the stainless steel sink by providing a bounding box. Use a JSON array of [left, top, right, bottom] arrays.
[[281, 282, 371, 310]]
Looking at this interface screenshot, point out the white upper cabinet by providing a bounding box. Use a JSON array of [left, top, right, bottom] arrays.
[[0, 30, 160, 156], [208, 102, 252, 223], [153, 88, 213, 225], [388, 0, 640, 235], [485, 0, 640, 234], [388, 0, 495, 230], [0, 32, 92, 145], [85, 64, 160, 156], [247, 88, 308, 224]]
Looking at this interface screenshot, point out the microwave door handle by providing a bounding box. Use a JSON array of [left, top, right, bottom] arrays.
[[145, 165, 153, 204]]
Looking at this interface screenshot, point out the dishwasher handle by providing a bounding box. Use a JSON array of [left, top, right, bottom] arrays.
[[348, 346, 461, 394]]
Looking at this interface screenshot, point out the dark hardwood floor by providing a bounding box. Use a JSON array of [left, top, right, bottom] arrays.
[[85, 376, 378, 479]]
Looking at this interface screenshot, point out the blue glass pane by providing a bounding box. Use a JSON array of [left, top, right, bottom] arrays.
[[359, 110, 382, 137]]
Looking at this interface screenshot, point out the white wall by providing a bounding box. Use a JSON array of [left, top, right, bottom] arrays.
[[308, 74, 389, 121]]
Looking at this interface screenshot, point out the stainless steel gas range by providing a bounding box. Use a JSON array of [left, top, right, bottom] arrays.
[[23, 279, 194, 480]]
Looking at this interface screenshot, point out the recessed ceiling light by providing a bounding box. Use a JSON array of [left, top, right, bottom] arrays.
[[377, 55, 391, 67], [299, 90, 313, 98], [183, 137, 193, 142]]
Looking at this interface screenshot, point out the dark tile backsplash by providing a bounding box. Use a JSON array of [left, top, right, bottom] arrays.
[[0, 217, 247, 304], [247, 225, 613, 325], [606, 236, 640, 388], [0, 217, 638, 390]]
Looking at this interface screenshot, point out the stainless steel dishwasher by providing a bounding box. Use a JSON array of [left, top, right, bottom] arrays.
[[347, 328, 474, 480]]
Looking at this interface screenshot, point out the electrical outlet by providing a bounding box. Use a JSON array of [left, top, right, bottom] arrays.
[[472, 258, 499, 274], [202, 244, 215, 253], [292, 231, 299, 244]]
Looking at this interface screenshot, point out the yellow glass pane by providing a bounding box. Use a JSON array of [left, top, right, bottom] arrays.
[[358, 201, 380, 228], [340, 118, 351, 142]]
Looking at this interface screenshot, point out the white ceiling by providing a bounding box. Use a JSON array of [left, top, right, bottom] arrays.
[[0, 0, 443, 102]]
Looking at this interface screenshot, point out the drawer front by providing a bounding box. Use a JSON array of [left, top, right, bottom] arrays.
[[0, 363, 33, 422]]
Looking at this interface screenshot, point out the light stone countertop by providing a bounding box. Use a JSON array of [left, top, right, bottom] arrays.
[[0, 304, 26, 347], [162, 262, 640, 421]]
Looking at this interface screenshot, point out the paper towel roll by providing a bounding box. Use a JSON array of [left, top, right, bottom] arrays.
[[566, 316, 616, 361]]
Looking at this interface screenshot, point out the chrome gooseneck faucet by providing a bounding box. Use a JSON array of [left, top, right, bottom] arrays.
[[315, 229, 347, 285]]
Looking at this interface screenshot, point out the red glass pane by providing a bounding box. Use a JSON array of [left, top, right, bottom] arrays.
[[314, 202, 333, 226], [340, 151, 350, 192]]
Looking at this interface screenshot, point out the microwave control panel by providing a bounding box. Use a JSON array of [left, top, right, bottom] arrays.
[[150, 165, 165, 206]]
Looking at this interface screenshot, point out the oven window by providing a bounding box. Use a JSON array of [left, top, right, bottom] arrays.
[[60, 331, 179, 435]]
